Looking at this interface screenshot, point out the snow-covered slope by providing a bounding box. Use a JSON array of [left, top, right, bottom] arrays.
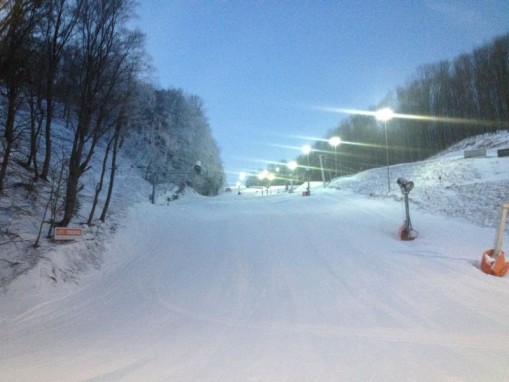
[[0, 148, 151, 287], [332, 130, 509, 228], [1, 132, 509, 381]]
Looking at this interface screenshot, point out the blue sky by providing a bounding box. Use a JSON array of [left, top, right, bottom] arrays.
[[134, 0, 509, 184]]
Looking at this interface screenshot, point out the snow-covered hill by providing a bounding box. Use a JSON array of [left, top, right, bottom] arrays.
[[0, 141, 151, 287], [331, 130, 509, 228], [1, 131, 509, 381]]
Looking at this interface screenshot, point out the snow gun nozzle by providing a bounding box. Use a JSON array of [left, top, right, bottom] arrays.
[[397, 177, 414, 194]]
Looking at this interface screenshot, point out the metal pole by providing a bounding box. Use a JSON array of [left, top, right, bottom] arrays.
[[307, 154, 310, 194], [494, 203, 509, 258], [404, 191, 411, 228], [319, 155, 326, 187], [334, 146, 338, 177], [384, 120, 391, 193]]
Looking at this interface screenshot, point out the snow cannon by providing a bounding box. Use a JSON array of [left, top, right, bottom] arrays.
[[397, 177, 417, 241], [481, 202, 509, 277]]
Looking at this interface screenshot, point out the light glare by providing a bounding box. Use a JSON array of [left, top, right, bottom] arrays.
[[315, 105, 508, 128], [375, 107, 394, 122], [302, 145, 312, 155], [328, 136, 341, 147]]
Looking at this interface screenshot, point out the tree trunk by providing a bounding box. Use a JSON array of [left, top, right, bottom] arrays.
[[60, 161, 80, 227], [24, 93, 43, 182], [100, 129, 120, 222], [88, 134, 113, 225], [40, 88, 54, 181], [59, 127, 84, 226], [0, 87, 18, 193]]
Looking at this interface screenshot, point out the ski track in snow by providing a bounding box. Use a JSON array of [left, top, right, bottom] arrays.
[[2, 185, 509, 381]]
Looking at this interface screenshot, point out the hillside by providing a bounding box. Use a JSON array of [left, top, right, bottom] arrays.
[[0, 86, 224, 288], [0, 141, 149, 287], [331, 130, 509, 228]]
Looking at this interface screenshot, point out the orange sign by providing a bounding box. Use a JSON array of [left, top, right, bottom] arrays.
[[54, 227, 83, 241]]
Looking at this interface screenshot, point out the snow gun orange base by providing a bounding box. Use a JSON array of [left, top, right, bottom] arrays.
[[399, 225, 417, 241], [481, 203, 509, 277], [481, 249, 509, 277]]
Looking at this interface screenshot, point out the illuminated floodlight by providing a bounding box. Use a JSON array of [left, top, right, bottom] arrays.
[[287, 160, 298, 193], [257, 170, 269, 180], [317, 105, 509, 129], [328, 136, 341, 147], [302, 145, 312, 155], [375, 107, 394, 122], [267, 172, 275, 181], [328, 136, 341, 177], [239, 172, 246, 181], [302, 145, 312, 195]]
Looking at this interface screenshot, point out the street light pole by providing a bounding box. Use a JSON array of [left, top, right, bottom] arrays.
[[375, 108, 394, 193], [257, 170, 268, 196], [302, 145, 312, 195], [328, 136, 341, 178], [267, 172, 275, 194], [238, 172, 245, 195], [384, 120, 390, 192], [287, 160, 297, 193]]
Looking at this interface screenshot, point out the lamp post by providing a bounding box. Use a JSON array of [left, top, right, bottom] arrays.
[[274, 167, 280, 193], [287, 160, 297, 192], [237, 172, 245, 195], [375, 107, 394, 193], [328, 136, 341, 178], [302, 144, 312, 195], [257, 170, 268, 196], [267, 172, 275, 194]]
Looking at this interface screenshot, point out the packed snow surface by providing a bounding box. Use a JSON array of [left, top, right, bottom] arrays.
[[1, 137, 509, 381]]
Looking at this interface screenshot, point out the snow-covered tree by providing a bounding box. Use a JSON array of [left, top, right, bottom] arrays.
[[122, 85, 225, 196]]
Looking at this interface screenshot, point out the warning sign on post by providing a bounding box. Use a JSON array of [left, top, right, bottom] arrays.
[[54, 227, 83, 241]]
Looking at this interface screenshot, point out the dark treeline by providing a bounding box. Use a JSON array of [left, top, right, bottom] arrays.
[[320, 33, 509, 180], [0, 0, 224, 230], [249, 33, 509, 187]]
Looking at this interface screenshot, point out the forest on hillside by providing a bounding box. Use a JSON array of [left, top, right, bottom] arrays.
[[248, 33, 509, 187], [0, 0, 225, 230]]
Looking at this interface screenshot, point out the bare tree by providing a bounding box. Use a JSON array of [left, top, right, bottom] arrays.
[[58, 0, 138, 226], [86, 31, 144, 224], [99, 30, 146, 221], [99, 108, 123, 221], [0, 0, 43, 192], [39, 0, 81, 181], [34, 155, 66, 247]]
